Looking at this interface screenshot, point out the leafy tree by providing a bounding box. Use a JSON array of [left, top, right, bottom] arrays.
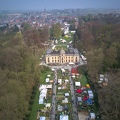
[[51, 23, 62, 38]]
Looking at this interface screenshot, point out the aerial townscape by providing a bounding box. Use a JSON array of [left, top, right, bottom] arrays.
[[0, 0, 120, 120]]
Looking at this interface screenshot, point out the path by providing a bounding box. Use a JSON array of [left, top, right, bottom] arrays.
[[50, 70, 57, 120], [69, 74, 79, 120]]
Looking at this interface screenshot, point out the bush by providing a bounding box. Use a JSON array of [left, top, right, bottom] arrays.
[[33, 86, 37, 90], [32, 90, 36, 94], [29, 100, 34, 105], [31, 94, 35, 99], [29, 105, 32, 111], [25, 112, 31, 118]]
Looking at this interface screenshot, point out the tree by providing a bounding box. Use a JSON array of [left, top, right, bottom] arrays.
[[51, 23, 62, 38]]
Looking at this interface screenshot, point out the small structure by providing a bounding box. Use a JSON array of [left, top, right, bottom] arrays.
[[71, 67, 79, 77], [88, 93, 94, 99], [39, 116, 46, 120], [58, 105, 63, 111], [38, 85, 52, 104], [86, 99, 92, 105], [86, 84, 90, 88], [45, 103, 51, 108], [62, 98, 68, 103], [88, 90, 94, 99], [83, 96, 88, 101], [47, 74, 51, 77], [60, 115, 68, 120], [75, 82, 81, 87], [58, 79, 62, 85], [89, 113, 95, 119], [46, 78, 49, 82], [65, 93, 69, 97], [51, 68, 55, 71], [76, 89, 82, 93], [77, 97, 82, 102], [64, 104, 68, 110], [61, 68, 65, 73], [65, 79, 69, 82], [58, 87, 62, 90]]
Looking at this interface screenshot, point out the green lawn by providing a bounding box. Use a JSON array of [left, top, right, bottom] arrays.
[[80, 75, 88, 86], [29, 89, 39, 120], [55, 45, 68, 50]]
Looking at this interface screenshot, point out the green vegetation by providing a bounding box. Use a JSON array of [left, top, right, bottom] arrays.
[[50, 23, 62, 38], [55, 45, 68, 50], [29, 89, 39, 120], [0, 24, 50, 120], [29, 66, 53, 120], [80, 75, 87, 86], [74, 14, 120, 120]]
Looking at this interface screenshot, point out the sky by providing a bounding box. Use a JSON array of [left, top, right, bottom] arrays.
[[0, 0, 120, 11]]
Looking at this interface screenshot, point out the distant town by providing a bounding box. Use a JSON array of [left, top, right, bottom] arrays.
[[0, 8, 120, 31], [0, 7, 120, 120]]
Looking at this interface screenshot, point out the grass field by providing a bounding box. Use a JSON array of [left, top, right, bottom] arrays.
[[55, 45, 68, 50], [80, 75, 88, 86], [29, 89, 39, 120]]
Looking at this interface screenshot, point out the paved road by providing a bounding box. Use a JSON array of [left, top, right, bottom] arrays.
[[50, 70, 57, 120], [69, 74, 79, 120]]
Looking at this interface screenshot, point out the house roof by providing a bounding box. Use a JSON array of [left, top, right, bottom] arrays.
[[71, 67, 78, 74]]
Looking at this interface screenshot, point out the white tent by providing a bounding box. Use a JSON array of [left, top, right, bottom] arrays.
[[78, 97, 82, 102], [81, 55, 87, 61], [100, 78, 104, 81], [41, 89, 47, 93], [100, 74, 104, 78], [39, 85, 46, 91], [47, 74, 51, 77], [90, 113, 95, 119], [58, 79, 62, 85], [58, 87, 61, 90], [46, 85, 52, 89], [75, 82, 81, 86], [88, 90, 93, 94], [61, 68, 65, 72], [40, 116, 46, 120], [62, 98, 68, 103], [65, 93, 69, 97], [60, 115, 68, 120], [51, 68, 55, 71], [46, 78, 49, 82], [65, 79, 69, 82], [61, 39, 66, 43], [39, 98, 44, 104], [89, 93, 94, 99], [45, 103, 51, 108], [72, 75, 75, 78], [39, 85, 52, 91], [69, 62, 75, 65]]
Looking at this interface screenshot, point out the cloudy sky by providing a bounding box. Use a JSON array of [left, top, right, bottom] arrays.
[[0, 0, 120, 11]]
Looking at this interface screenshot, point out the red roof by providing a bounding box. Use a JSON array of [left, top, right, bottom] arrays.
[[83, 96, 88, 101], [76, 89, 82, 93], [71, 67, 78, 74]]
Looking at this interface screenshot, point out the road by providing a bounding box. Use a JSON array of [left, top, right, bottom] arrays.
[[69, 74, 79, 120], [50, 70, 57, 120]]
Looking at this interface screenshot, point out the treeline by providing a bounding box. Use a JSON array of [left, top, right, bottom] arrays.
[[74, 13, 120, 120], [0, 25, 49, 120]]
